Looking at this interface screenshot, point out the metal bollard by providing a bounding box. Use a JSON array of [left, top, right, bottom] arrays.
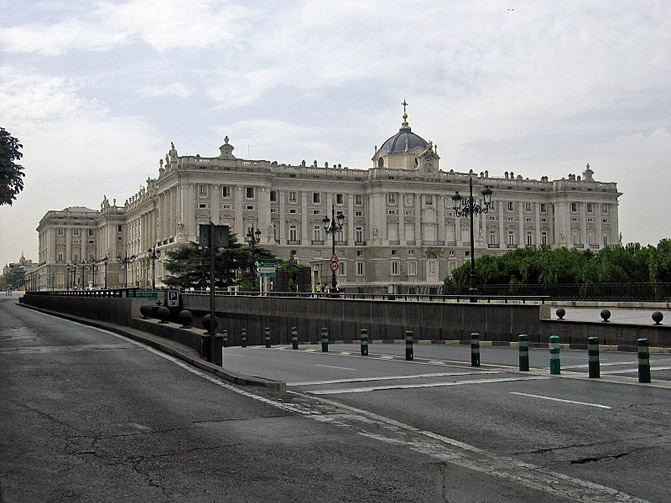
[[638, 338, 651, 383], [549, 335, 560, 375], [588, 336, 600, 378], [241, 328, 247, 348], [291, 326, 299, 350], [265, 327, 271, 348], [405, 330, 414, 361], [361, 328, 369, 356], [223, 329, 229, 348], [518, 334, 529, 371], [470, 332, 480, 367], [321, 327, 328, 352]]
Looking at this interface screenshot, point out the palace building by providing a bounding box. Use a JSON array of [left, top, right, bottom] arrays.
[[28, 110, 621, 292]]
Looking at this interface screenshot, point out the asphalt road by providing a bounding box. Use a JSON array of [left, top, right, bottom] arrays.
[[222, 343, 671, 502], [0, 298, 570, 503], [2, 296, 670, 502]]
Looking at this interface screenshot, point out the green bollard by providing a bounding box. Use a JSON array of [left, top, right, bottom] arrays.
[[321, 327, 328, 352], [265, 327, 271, 348], [549, 335, 560, 375], [638, 338, 651, 383], [470, 332, 480, 367], [518, 334, 529, 371], [241, 328, 247, 348], [588, 336, 600, 378], [223, 329, 229, 348], [360, 328, 369, 356], [291, 327, 299, 350], [405, 330, 414, 361]]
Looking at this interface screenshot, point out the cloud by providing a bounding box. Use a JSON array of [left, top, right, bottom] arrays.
[[137, 83, 192, 98]]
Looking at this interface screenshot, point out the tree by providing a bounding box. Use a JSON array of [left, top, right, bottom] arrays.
[[650, 239, 671, 283], [0, 128, 25, 206], [162, 233, 277, 290]]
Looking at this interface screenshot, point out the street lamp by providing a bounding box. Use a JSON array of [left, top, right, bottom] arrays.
[[322, 205, 345, 294], [66, 263, 76, 290], [148, 247, 161, 290], [99, 256, 109, 289], [117, 253, 136, 288], [452, 175, 493, 301], [246, 226, 262, 291], [88, 259, 96, 289]]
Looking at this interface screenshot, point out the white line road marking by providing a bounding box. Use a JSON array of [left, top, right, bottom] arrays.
[[601, 365, 671, 375], [308, 376, 549, 395], [288, 370, 501, 387], [313, 364, 357, 371], [510, 392, 612, 409]]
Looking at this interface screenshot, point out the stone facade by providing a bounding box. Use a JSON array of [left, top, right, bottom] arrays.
[[28, 114, 621, 292]]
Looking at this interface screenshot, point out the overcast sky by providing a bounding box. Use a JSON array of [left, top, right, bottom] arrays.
[[1, 0, 669, 267]]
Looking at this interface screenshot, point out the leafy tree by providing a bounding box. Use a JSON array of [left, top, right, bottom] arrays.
[[163, 233, 277, 290], [0, 128, 25, 206], [650, 239, 671, 282]]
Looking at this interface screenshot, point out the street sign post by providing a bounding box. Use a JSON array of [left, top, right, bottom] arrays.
[[257, 262, 276, 277]]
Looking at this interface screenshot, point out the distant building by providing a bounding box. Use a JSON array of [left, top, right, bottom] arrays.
[[3, 253, 34, 290], [27, 110, 621, 292]]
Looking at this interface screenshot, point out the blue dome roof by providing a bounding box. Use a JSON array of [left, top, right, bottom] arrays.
[[380, 121, 428, 154]]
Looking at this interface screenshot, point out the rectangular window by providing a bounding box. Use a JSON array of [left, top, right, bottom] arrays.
[[356, 261, 365, 276], [488, 231, 497, 245], [602, 205, 608, 214], [391, 261, 400, 276], [603, 235, 609, 246], [313, 226, 322, 242], [571, 202, 578, 213], [388, 193, 396, 205], [73, 229, 80, 236], [541, 231, 548, 246], [339, 262, 346, 277], [222, 186, 231, 198], [355, 227, 364, 243], [507, 201, 514, 212], [540, 203, 547, 213], [117, 225, 122, 232], [355, 211, 363, 217], [354, 194, 363, 206], [288, 191, 297, 203], [525, 202, 532, 212], [270, 190, 277, 202], [289, 226, 298, 242], [88, 229, 94, 236], [407, 260, 417, 276], [246, 187, 255, 199], [57, 228, 64, 235], [199, 184, 208, 196], [526, 233, 533, 246], [57, 253, 63, 262], [507, 232, 515, 246], [312, 192, 320, 204], [336, 193, 344, 205], [586, 203, 593, 213], [424, 195, 433, 206]]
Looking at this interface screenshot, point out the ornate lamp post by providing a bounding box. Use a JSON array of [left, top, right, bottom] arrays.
[[322, 205, 345, 294], [452, 176, 493, 301], [99, 256, 109, 289], [66, 264, 76, 290], [117, 253, 136, 288], [88, 259, 96, 289], [148, 247, 161, 290], [246, 226, 261, 291]]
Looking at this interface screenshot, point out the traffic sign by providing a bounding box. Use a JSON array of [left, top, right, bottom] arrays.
[[330, 254, 338, 263], [329, 262, 339, 271], [257, 263, 276, 277]]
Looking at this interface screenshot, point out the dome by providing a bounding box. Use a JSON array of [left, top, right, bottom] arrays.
[[380, 120, 428, 154]]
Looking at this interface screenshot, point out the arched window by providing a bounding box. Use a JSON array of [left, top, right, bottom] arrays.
[[378, 157, 384, 168]]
